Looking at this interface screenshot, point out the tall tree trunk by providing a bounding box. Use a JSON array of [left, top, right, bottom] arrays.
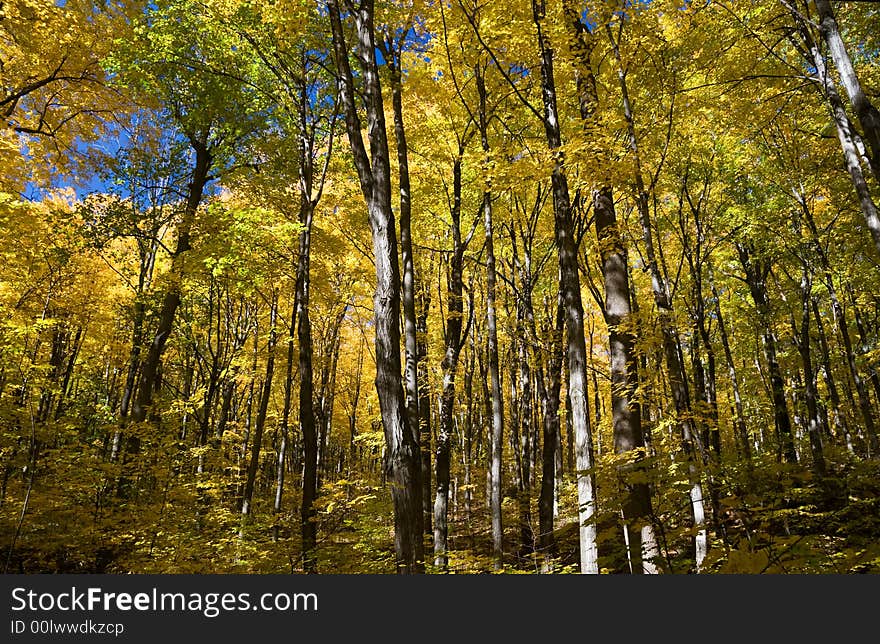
[[328, 0, 423, 572], [433, 156, 467, 568], [416, 281, 433, 540], [297, 209, 319, 572], [608, 21, 713, 570], [794, 271, 827, 478], [709, 271, 751, 460], [513, 270, 534, 558], [132, 139, 212, 422], [736, 243, 798, 464], [240, 297, 279, 525], [533, 0, 599, 574], [387, 49, 422, 468], [813, 0, 880, 182], [791, 14, 880, 254], [274, 289, 298, 538], [473, 64, 505, 570], [561, 3, 662, 572]]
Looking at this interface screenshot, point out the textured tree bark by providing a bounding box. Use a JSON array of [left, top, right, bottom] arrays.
[[416, 283, 432, 539], [511, 236, 534, 558], [533, 0, 598, 574], [387, 51, 422, 457], [561, 2, 663, 572], [594, 188, 662, 574], [607, 25, 706, 568], [793, 16, 880, 255], [328, 0, 423, 572], [296, 187, 319, 572], [813, 0, 880, 183], [463, 334, 476, 538], [535, 296, 563, 567]]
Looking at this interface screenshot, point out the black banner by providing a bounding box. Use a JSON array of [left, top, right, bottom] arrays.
[[1, 574, 874, 642]]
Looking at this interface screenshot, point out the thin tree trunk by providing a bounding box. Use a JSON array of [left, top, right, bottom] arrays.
[[848, 287, 880, 456], [535, 293, 564, 567], [812, 297, 849, 448], [736, 243, 798, 463], [416, 282, 432, 540], [710, 272, 751, 460], [533, 0, 598, 574], [472, 63, 506, 571], [433, 156, 467, 568], [797, 191, 868, 452], [240, 298, 278, 525], [794, 271, 827, 478], [132, 140, 211, 422]]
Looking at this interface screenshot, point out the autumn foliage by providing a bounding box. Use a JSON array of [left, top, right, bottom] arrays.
[[1, 0, 879, 574]]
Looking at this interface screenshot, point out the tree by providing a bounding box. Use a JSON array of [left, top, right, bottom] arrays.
[[327, 0, 424, 573]]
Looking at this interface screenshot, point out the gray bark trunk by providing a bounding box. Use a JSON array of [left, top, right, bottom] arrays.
[[794, 16, 880, 255], [328, 0, 423, 572], [814, 0, 880, 182], [534, 0, 598, 574], [474, 63, 506, 571]]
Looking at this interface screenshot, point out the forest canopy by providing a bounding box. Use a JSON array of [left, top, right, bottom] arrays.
[[1, 0, 879, 574]]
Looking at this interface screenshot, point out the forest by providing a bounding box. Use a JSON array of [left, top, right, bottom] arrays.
[[1, 0, 879, 575]]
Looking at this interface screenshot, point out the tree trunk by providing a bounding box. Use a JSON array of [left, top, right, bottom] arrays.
[[535, 293, 564, 567], [132, 139, 211, 422], [328, 0, 423, 572], [433, 156, 467, 568], [472, 63, 506, 572], [797, 191, 867, 452], [812, 297, 849, 448], [387, 51, 422, 466], [709, 272, 751, 460], [736, 243, 798, 463], [848, 287, 880, 456], [794, 271, 827, 478], [792, 15, 880, 255], [416, 281, 432, 540], [814, 0, 880, 182], [533, 0, 598, 574], [240, 297, 278, 525]]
